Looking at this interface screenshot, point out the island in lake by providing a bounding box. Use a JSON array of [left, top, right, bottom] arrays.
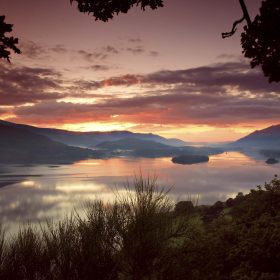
[[171, 155, 209, 165], [266, 158, 279, 164]]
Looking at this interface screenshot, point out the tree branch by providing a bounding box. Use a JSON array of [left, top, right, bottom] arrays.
[[222, 16, 245, 38], [222, 0, 251, 39], [239, 0, 251, 26]]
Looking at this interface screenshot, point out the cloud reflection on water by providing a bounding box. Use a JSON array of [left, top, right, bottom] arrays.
[[0, 152, 279, 233]]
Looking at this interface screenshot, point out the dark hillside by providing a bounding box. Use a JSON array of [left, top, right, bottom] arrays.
[[0, 124, 97, 164], [232, 124, 280, 149]]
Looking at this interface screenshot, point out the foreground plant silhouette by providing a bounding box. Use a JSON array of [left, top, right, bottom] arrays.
[[1, 175, 280, 279], [0, 176, 190, 280]]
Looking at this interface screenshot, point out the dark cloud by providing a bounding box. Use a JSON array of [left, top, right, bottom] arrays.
[[78, 50, 108, 62], [102, 45, 119, 54], [99, 74, 142, 87], [19, 42, 121, 63], [70, 80, 102, 92], [78, 45, 120, 62], [145, 62, 280, 93], [92, 61, 279, 94], [13, 89, 280, 127], [20, 41, 119, 63], [50, 44, 67, 54], [0, 63, 64, 106], [20, 40, 47, 59], [122, 37, 159, 57], [149, 51, 159, 57], [13, 101, 111, 124], [20, 41, 68, 60], [216, 54, 239, 60], [19, 41, 70, 61], [0, 62, 117, 106], [123, 36, 159, 57], [128, 37, 142, 43], [72, 74, 142, 90], [87, 65, 111, 71], [126, 46, 145, 55], [5, 60, 280, 127]]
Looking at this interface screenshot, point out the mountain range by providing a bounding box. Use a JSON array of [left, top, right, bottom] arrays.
[[0, 120, 222, 164], [0, 120, 279, 164], [0, 120, 187, 148]]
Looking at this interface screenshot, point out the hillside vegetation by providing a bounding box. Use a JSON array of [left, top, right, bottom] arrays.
[[0, 124, 99, 164], [0, 175, 280, 279], [231, 124, 280, 150], [0, 120, 187, 148]]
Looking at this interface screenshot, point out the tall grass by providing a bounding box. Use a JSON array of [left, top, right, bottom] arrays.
[[115, 176, 189, 280], [0, 176, 191, 280]]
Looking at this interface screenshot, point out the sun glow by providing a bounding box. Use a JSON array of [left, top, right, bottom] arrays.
[[0, 114, 17, 120], [62, 121, 135, 132], [58, 121, 273, 143]]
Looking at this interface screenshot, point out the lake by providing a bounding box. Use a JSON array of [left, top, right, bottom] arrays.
[[0, 151, 279, 233]]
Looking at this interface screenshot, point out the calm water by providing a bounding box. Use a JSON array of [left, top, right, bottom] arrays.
[[0, 152, 279, 232]]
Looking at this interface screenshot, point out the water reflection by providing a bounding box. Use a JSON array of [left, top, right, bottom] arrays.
[[0, 152, 279, 233]]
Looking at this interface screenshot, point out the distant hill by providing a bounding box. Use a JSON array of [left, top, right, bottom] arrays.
[[0, 120, 187, 148], [96, 138, 223, 158], [231, 124, 280, 149], [0, 124, 99, 164], [96, 138, 171, 150], [96, 138, 176, 157]]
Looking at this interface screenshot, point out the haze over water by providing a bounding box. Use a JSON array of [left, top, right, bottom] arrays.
[[0, 151, 278, 233]]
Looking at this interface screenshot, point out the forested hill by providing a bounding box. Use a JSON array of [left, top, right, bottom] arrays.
[[0, 120, 187, 148], [0, 124, 97, 164], [232, 124, 280, 149]]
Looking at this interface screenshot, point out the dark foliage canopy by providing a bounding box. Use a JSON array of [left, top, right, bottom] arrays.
[[0, 15, 20, 62], [241, 0, 280, 82], [70, 0, 164, 21]]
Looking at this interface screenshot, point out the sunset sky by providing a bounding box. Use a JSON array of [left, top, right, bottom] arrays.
[[0, 0, 279, 142]]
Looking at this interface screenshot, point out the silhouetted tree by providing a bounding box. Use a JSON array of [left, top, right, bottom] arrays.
[[0, 15, 20, 62], [223, 0, 280, 83], [241, 0, 280, 82], [70, 0, 164, 21]]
